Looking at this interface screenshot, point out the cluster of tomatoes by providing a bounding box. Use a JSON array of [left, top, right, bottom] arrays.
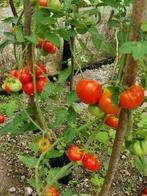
[[76, 79, 144, 129], [2, 64, 48, 96], [38, 38, 57, 54], [67, 145, 100, 172]]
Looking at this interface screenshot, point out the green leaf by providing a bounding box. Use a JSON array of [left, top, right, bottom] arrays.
[[4, 32, 15, 43], [119, 41, 147, 60], [5, 101, 17, 117], [57, 28, 76, 41], [15, 26, 25, 43], [63, 189, 72, 196], [64, 126, 76, 143], [134, 155, 144, 176], [96, 131, 109, 144], [18, 155, 38, 168], [108, 86, 119, 107], [53, 108, 68, 129], [46, 150, 63, 158], [67, 106, 77, 123], [58, 67, 72, 83], [66, 91, 79, 106], [141, 22, 147, 32], [41, 82, 55, 100], [89, 26, 102, 50], [0, 40, 9, 49], [29, 142, 39, 154], [26, 33, 38, 44], [2, 16, 18, 24]]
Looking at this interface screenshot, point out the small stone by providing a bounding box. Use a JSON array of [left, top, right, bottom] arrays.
[[24, 187, 33, 195], [139, 176, 143, 182], [9, 187, 16, 193], [121, 155, 126, 160], [21, 175, 26, 181]]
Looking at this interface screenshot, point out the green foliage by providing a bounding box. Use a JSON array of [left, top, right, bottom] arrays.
[[63, 189, 72, 196], [96, 131, 109, 144], [18, 155, 38, 168]]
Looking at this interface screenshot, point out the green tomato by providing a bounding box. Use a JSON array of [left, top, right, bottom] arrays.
[[88, 105, 105, 118], [9, 79, 22, 92], [133, 141, 143, 157], [141, 139, 147, 155], [47, 0, 61, 11], [30, 0, 36, 6]]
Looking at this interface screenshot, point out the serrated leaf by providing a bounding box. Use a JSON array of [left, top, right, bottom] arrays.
[[57, 28, 76, 41], [66, 91, 79, 106], [89, 26, 102, 50], [58, 67, 72, 83], [52, 108, 68, 129], [0, 40, 9, 49], [26, 33, 38, 44], [15, 26, 25, 43], [64, 126, 76, 143], [29, 142, 39, 154], [46, 150, 63, 158], [5, 101, 17, 117], [18, 155, 38, 168], [2, 16, 18, 24], [134, 155, 144, 176], [67, 106, 77, 123], [41, 82, 55, 100], [119, 41, 147, 60], [96, 131, 109, 144]]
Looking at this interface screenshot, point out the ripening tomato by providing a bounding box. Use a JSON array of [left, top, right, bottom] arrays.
[[36, 77, 48, 93], [0, 115, 5, 124], [88, 105, 105, 118], [105, 114, 118, 129], [39, 0, 48, 7], [141, 193, 147, 196], [2, 82, 11, 93], [36, 137, 51, 155], [10, 70, 19, 78], [23, 82, 34, 95], [36, 63, 47, 78], [99, 89, 120, 114], [82, 153, 100, 172], [76, 80, 101, 104], [43, 186, 58, 196], [48, 0, 61, 11], [19, 71, 32, 84], [43, 41, 57, 54], [9, 78, 22, 92], [67, 145, 83, 162], [119, 85, 144, 109]]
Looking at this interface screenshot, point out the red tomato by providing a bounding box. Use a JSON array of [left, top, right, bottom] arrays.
[[36, 63, 47, 78], [105, 114, 118, 129], [141, 194, 147, 196], [36, 77, 48, 93], [99, 89, 120, 114], [38, 37, 43, 48], [10, 70, 19, 78], [119, 85, 144, 109], [23, 82, 34, 95], [143, 188, 147, 194], [43, 186, 58, 196], [82, 153, 100, 172], [76, 80, 101, 104], [2, 82, 11, 93], [0, 115, 5, 123], [39, 0, 48, 7], [67, 145, 83, 162], [43, 41, 57, 54], [19, 72, 32, 84]]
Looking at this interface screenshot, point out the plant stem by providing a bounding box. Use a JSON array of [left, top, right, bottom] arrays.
[[69, 36, 75, 91]]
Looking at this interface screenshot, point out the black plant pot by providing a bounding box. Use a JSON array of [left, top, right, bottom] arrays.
[[49, 152, 72, 185]]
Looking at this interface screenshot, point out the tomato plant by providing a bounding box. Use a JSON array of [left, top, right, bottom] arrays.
[[10, 70, 19, 78], [67, 145, 83, 162], [23, 82, 34, 95], [82, 153, 100, 172], [0, 115, 5, 123], [76, 80, 101, 104], [36, 77, 48, 93], [119, 85, 144, 109], [99, 89, 120, 114]]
